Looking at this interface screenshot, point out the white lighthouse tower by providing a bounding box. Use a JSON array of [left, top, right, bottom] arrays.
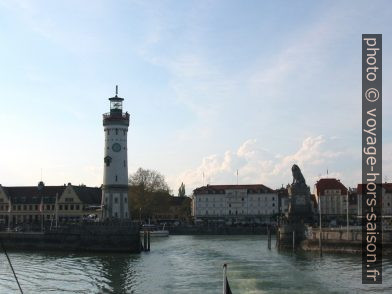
[[102, 86, 130, 220]]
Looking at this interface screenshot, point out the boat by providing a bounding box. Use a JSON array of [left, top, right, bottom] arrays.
[[140, 223, 169, 237]]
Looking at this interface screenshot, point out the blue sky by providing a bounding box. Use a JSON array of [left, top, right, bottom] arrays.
[[0, 0, 391, 194]]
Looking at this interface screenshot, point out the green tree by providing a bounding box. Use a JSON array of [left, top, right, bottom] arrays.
[[178, 182, 186, 197]]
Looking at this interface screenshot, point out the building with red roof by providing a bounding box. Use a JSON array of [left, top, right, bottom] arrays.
[[192, 184, 278, 224], [314, 178, 348, 217], [356, 183, 392, 218]]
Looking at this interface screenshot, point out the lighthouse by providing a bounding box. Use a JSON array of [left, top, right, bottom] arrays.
[[102, 86, 130, 220]]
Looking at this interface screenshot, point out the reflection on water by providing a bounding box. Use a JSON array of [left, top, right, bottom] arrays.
[[1, 236, 391, 293]]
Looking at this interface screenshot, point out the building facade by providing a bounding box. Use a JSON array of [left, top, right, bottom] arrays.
[[192, 184, 279, 224], [314, 178, 348, 218], [357, 183, 392, 218], [101, 87, 130, 220], [0, 182, 101, 227]]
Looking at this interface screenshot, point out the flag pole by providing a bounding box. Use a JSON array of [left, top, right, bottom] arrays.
[[8, 197, 12, 230], [346, 191, 349, 239]]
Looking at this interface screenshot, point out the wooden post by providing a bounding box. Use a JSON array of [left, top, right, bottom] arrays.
[[267, 226, 271, 250], [143, 230, 147, 252], [292, 230, 295, 252], [276, 228, 280, 248], [147, 231, 150, 251], [319, 230, 322, 257]]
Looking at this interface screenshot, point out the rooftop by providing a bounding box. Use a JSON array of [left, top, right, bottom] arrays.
[[315, 178, 348, 196], [0, 184, 101, 205], [194, 184, 274, 195]]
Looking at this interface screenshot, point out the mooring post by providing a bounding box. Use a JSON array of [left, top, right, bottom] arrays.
[[267, 226, 271, 250], [143, 231, 147, 252], [147, 231, 150, 251], [276, 228, 280, 248], [319, 230, 323, 257], [292, 230, 295, 253]]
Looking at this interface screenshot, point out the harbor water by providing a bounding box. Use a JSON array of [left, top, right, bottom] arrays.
[[1, 235, 391, 293]]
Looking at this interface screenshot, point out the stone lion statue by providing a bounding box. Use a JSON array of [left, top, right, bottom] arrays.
[[291, 164, 306, 186]]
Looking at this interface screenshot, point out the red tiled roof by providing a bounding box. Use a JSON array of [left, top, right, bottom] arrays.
[[193, 184, 273, 195], [315, 178, 347, 196]]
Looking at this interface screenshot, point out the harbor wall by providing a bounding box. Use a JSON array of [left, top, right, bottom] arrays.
[[169, 225, 274, 235], [0, 223, 141, 253], [300, 227, 392, 254]]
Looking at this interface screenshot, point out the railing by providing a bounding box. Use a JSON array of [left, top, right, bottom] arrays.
[[102, 112, 130, 120]]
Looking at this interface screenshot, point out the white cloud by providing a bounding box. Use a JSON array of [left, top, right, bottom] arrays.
[[175, 135, 351, 194]]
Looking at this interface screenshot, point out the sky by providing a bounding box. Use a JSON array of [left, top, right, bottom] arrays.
[[0, 0, 391, 195]]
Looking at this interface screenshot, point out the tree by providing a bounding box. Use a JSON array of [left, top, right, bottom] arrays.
[[178, 182, 186, 197], [129, 168, 171, 193]]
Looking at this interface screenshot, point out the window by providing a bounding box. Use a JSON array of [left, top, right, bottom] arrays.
[[115, 175, 118, 182], [70, 205, 74, 210], [17, 205, 21, 211], [65, 205, 68, 210], [76, 205, 80, 210], [23, 205, 27, 210], [29, 205, 32, 210], [46, 205, 50, 210], [116, 128, 118, 135], [124, 198, 127, 203], [115, 212, 118, 217], [115, 198, 118, 204], [59, 205, 63, 210], [65, 198, 74, 203], [35, 205, 38, 210]]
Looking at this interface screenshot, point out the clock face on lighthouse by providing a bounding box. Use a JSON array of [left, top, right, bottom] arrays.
[[112, 143, 121, 152]]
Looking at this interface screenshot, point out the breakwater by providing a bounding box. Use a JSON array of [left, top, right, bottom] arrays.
[[300, 227, 392, 255], [0, 223, 141, 253], [168, 225, 275, 235]]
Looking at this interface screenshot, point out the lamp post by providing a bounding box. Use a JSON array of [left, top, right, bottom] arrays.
[[346, 192, 349, 239], [319, 194, 322, 257]]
